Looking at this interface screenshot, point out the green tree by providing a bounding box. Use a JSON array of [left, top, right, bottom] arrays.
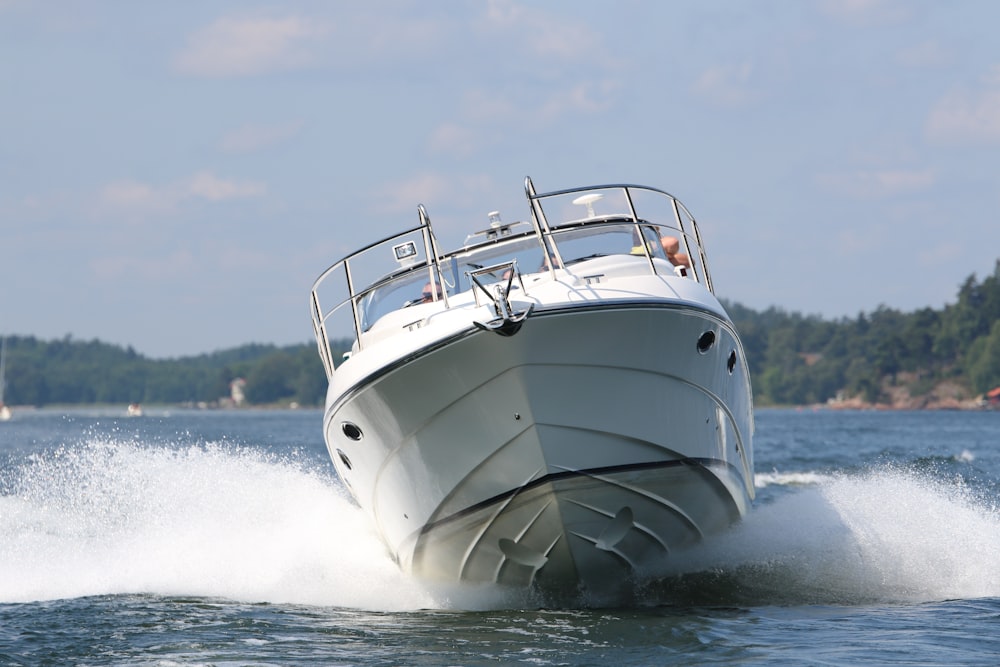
[[244, 351, 296, 404], [964, 320, 1000, 394]]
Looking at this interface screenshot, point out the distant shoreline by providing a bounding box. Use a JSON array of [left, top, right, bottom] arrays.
[[0, 404, 322, 414]]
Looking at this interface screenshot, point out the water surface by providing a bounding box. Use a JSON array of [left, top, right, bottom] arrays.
[[2, 408, 999, 664]]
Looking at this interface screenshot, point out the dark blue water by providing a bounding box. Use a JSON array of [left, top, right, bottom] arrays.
[[2, 407, 1000, 665]]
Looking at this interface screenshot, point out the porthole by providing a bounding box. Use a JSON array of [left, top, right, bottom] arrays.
[[341, 421, 363, 441], [337, 448, 353, 470], [727, 350, 737, 374], [696, 330, 716, 354]]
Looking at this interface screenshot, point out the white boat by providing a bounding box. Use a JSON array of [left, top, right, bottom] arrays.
[[0, 337, 11, 422], [310, 178, 754, 594]]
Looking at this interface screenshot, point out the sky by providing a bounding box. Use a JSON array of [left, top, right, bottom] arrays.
[[2, 1, 1000, 358]]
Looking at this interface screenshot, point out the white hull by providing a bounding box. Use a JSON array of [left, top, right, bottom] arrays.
[[324, 301, 752, 591], [312, 180, 755, 593]]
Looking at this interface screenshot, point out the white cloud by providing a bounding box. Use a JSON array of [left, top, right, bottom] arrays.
[[458, 89, 521, 125], [895, 39, 951, 68], [359, 13, 446, 60], [484, 0, 605, 63], [172, 10, 450, 80], [101, 180, 162, 209], [372, 172, 495, 216], [410, 2, 622, 157], [526, 20, 600, 61], [817, 168, 936, 198], [926, 71, 1000, 145], [693, 63, 759, 108], [220, 121, 304, 153], [99, 172, 266, 218], [485, 0, 526, 26], [917, 240, 962, 267], [372, 172, 455, 215], [188, 171, 266, 201], [428, 123, 479, 158], [476, 79, 615, 123], [538, 80, 619, 120], [818, 0, 909, 26], [173, 16, 329, 77], [429, 77, 618, 158]]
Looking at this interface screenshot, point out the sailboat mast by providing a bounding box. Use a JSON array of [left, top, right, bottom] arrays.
[[0, 337, 6, 404]]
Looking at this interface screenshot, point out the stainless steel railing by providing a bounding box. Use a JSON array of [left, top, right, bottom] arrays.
[[311, 179, 713, 379]]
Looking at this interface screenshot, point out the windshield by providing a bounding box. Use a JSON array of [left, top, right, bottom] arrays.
[[311, 181, 713, 378]]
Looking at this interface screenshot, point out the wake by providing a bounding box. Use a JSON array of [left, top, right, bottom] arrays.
[[0, 438, 499, 610], [653, 465, 1000, 606], [3, 438, 999, 610]]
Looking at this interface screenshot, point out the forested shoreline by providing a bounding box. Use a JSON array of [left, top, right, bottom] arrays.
[[0, 338, 347, 409], [733, 260, 1000, 408], [3, 261, 999, 409]]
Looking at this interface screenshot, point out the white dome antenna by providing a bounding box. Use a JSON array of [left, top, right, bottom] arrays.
[[572, 193, 603, 217]]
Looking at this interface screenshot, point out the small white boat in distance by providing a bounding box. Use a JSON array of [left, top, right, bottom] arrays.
[[126, 403, 144, 417], [310, 178, 754, 595], [0, 337, 10, 422]]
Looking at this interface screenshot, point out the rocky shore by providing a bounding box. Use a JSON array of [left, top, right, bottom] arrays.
[[824, 378, 989, 411]]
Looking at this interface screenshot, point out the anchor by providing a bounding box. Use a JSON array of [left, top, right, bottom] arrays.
[[468, 260, 533, 337]]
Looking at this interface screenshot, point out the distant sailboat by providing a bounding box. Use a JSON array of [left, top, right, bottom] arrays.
[[0, 337, 11, 421]]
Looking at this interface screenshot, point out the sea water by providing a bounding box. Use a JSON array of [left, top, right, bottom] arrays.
[[1, 408, 1000, 665]]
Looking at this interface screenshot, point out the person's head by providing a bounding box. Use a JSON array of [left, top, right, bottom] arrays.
[[421, 282, 443, 302]]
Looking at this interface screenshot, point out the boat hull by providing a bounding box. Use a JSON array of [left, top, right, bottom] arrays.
[[324, 302, 754, 592]]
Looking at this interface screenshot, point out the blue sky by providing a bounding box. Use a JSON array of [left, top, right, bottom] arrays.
[[2, 1, 999, 358]]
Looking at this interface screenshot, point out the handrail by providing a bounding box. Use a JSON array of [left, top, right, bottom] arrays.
[[310, 213, 445, 377], [312, 179, 714, 379], [524, 180, 713, 292]]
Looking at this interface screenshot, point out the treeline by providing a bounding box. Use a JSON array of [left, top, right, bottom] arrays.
[[0, 336, 350, 408], [731, 259, 1000, 405], [3, 261, 999, 408]]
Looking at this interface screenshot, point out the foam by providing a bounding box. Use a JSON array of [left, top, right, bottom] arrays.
[[4, 439, 998, 609], [661, 466, 1000, 605], [0, 438, 465, 610]]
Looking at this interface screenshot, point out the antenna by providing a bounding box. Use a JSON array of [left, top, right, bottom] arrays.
[[572, 193, 603, 217]]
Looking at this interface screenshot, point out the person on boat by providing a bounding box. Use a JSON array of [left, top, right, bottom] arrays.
[[632, 227, 691, 269], [420, 281, 444, 303], [660, 236, 691, 268]]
